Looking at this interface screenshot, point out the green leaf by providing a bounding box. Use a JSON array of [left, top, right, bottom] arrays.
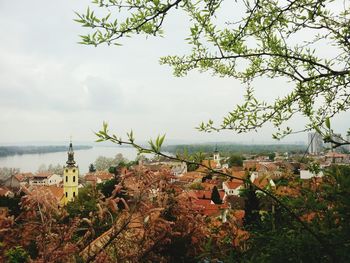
[[325, 117, 331, 130]]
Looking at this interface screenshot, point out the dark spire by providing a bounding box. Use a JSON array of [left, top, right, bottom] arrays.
[[66, 141, 76, 167], [214, 144, 219, 153]]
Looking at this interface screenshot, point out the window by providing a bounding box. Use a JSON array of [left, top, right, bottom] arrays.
[[73, 169, 76, 173], [73, 176, 76, 182], [65, 176, 68, 183], [73, 192, 75, 197], [65, 169, 68, 173], [65, 192, 68, 198]]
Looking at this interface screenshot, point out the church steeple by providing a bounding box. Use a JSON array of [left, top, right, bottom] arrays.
[[213, 144, 220, 163], [66, 141, 76, 167], [63, 139, 79, 205]]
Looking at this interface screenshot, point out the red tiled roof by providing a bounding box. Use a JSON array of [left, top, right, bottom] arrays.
[[13, 172, 34, 182], [232, 170, 246, 179], [31, 186, 64, 201], [179, 171, 203, 182], [14, 174, 25, 182], [96, 171, 114, 180], [192, 199, 228, 216], [204, 159, 218, 167], [34, 172, 53, 178], [193, 190, 212, 199], [201, 182, 216, 190], [325, 152, 347, 158], [85, 171, 114, 182], [224, 181, 244, 190], [0, 187, 12, 196]]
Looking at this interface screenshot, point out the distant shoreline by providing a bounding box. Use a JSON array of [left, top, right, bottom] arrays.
[[0, 145, 93, 157], [163, 143, 307, 155]]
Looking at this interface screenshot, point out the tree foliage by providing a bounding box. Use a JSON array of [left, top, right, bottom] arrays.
[[228, 154, 244, 167], [94, 153, 128, 171], [211, 185, 222, 204], [77, 0, 350, 143], [37, 163, 63, 175]]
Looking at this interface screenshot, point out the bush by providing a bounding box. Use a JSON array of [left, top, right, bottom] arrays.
[[5, 246, 29, 263]]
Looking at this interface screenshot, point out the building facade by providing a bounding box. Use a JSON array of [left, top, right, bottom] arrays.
[[308, 132, 323, 155]]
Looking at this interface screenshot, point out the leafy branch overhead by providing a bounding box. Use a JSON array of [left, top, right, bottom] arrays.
[[77, 0, 350, 143]]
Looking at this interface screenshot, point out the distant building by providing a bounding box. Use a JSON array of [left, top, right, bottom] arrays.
[[213, 146, 220, 165], [29, 172, 62, 186], [170, 162, 187, 176], [300, 170, 323, 180], [0, 187, 14, 197], [223, 181, 244, 196], [308, 132, 323, 155], [324, 133, 344, 152], [84, 171, 114, 185], [4, 173, 33, 189], [63, 141, 79, 204], [347, 135, 350, 152]]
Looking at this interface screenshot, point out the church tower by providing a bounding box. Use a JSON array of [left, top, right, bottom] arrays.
[[213, 145, 220, 162], [63, 141, 79, 204]]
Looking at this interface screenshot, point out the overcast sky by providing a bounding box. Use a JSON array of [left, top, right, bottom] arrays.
[[0, 0, 348, 145]]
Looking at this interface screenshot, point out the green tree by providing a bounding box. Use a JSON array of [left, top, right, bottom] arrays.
[[94, 154, 128, 171], [228, 154, 244, 167], [211, 186, 222, 204], [5, 246, 29, 263], [77, 0, 350, 144], [0, 196, 22, 217], [239, 165, 350, 262], [241, 183, 261, 228], [89, 163, 96, 173], [66, 185, 99, 218], [268, 152, 276, 161], [97, 178, 119, 198]]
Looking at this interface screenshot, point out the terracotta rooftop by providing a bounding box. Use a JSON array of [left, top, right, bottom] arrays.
[[192, 190, 212, 199], [192, 199, 228, 216], [0, 187, 12, 196], [34, 172, 54, 178], [325, 152, 347, 158], [179, 171, 203, 182], [85, 171, 114, 182], [224, 181, 244, 190], [232, 170, 246, 179], [31, 186, 64, 201]]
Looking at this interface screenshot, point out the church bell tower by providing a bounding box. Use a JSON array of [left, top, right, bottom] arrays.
[[63, 141, 79, 204]]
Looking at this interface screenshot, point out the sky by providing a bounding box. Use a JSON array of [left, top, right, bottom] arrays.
[[0, 0, 349, 145]]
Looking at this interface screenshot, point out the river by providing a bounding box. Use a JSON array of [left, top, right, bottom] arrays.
[[0, 146, 140, 174]]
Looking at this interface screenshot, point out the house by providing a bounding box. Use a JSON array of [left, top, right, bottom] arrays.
[[325, 152, 349, 164], [193, 198, 229, 220], [0, 187, 14, 198], [300, 169, 324, 180], [253, 176, 276, 190], [243, 160, 259, 171], [29, 186, 65, 206], [4, 173, 33, 189], [170, 162, 187, 176], [189, 189, 225, 201], [84, 171, 114, 185], [178, 171, 203, 183], [223, 181, 244, 196], [29, 172, 62, 186]]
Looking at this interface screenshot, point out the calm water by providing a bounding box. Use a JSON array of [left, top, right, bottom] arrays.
[[0, 146, 139, 174]]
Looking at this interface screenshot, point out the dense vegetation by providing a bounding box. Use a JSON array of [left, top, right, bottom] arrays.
[[1, 165, 350, 262], [164, 143, 307, 155], [0, 145, 92, 157]]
